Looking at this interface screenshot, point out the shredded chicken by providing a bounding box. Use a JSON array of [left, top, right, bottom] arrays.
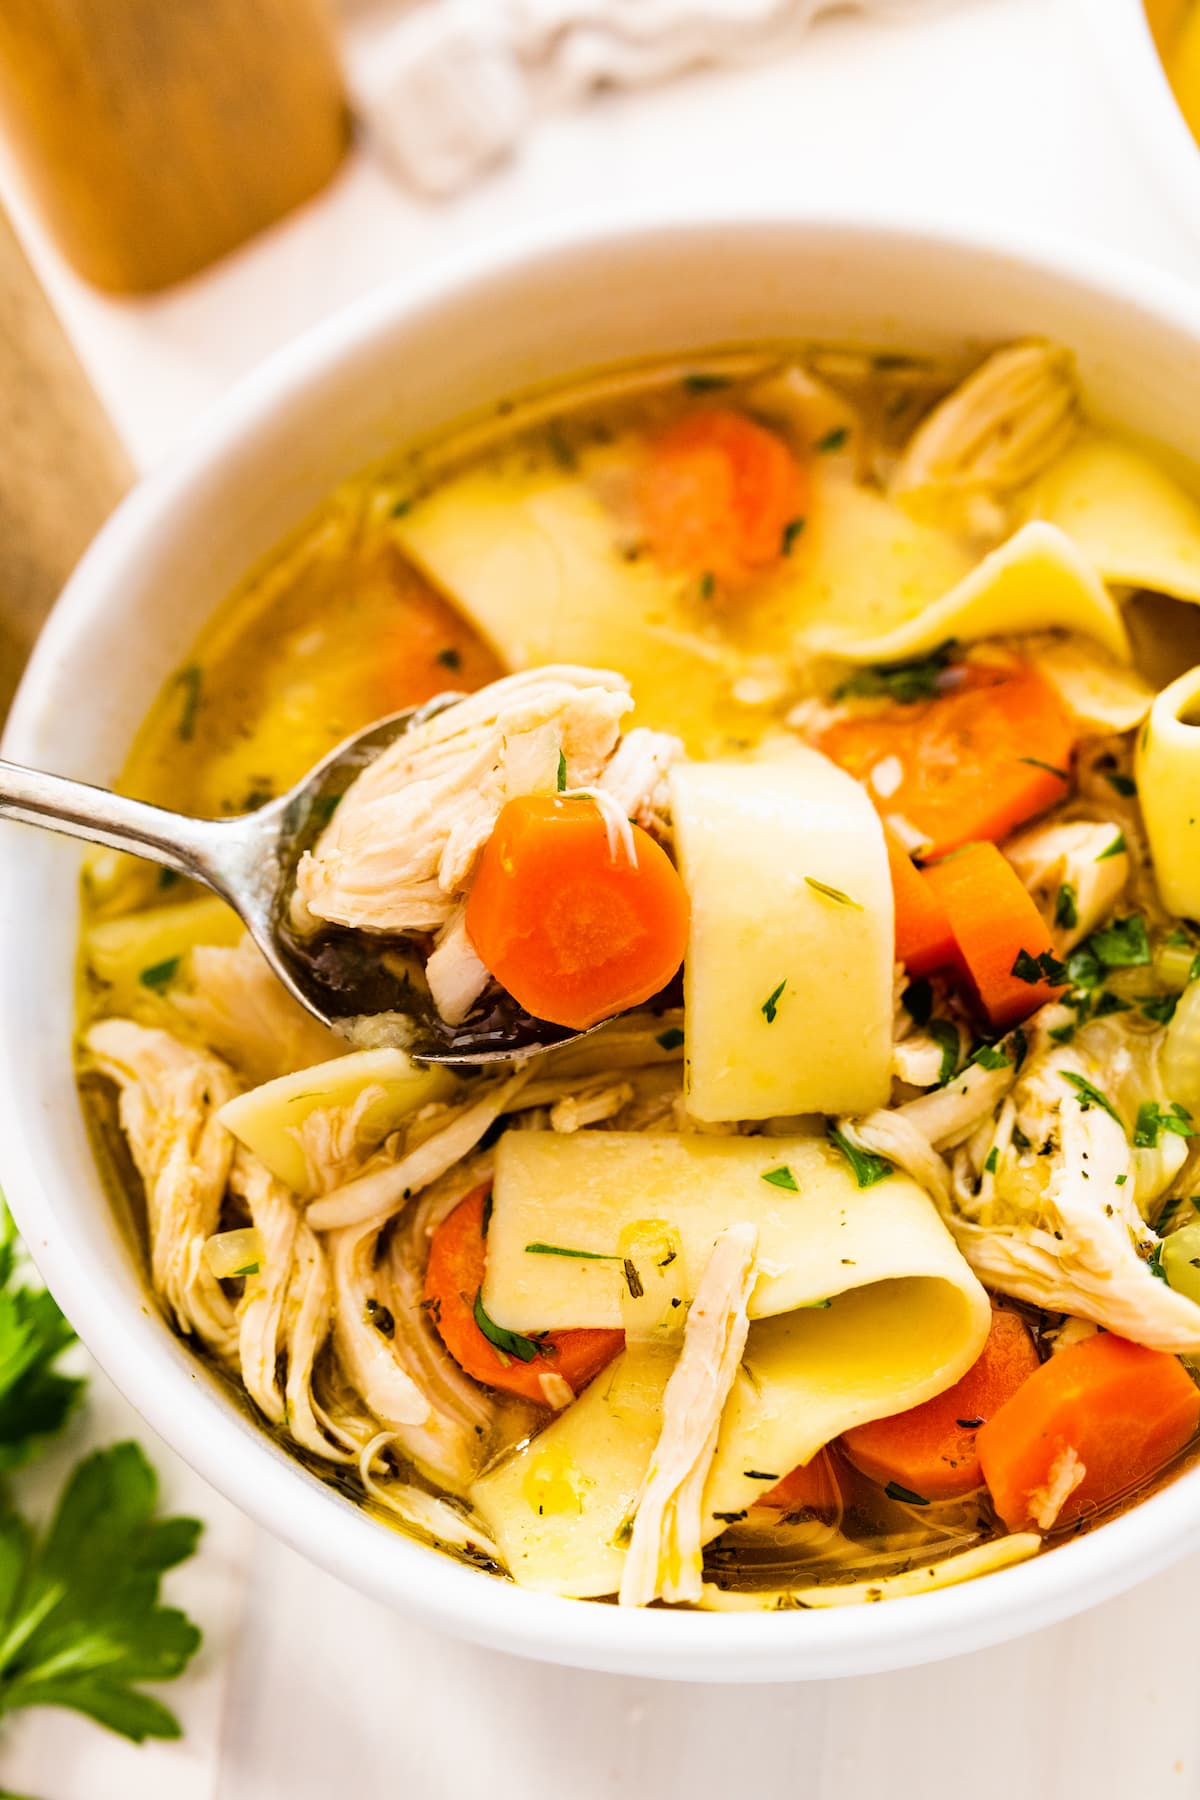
[[229, 1148, 300, 1427], [291, 666, 632, 937], [598, 726, 684, 836], [424, 906, 490, 1025], [170, 934, 345, 1085], [619, 1223, 758, 1608], [1005, 818, 1129, 952], [1028, 1446, 1086, 1531], [358, 1434, 500, 1561], [85, 1020, 239, 1359]]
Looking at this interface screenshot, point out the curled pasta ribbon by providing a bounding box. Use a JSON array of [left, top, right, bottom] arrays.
[[1139, 664, 1200, 918]]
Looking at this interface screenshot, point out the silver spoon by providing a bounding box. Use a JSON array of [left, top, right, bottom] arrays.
[[0, 695, 586, 1065]]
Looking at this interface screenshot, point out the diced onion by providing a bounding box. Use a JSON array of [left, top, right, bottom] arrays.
[[203, 1227, 264, 1281]]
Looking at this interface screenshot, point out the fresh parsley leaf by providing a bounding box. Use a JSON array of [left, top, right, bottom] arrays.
[[834, 643, 955, 706], [524, 1243, 620, 1262], [656, 1027, 685, 1051], [1065, 943, 1103, 992], [1104, 771, 1137, 797], [138, 956, 180, 993], [1148, 1242, 1167, 1283], [0, 1442, 201, 1743], [0, 1210, 83, 1474], [762, 1166, 799, 1192], [682, 372, 731, 393], [780, 516, 806, 555], [984, 1147, 999, 1175], [1096, 832, 1127, 863], [473, 1292, 540, 1363], [556, 750, 567, 792], [884, 1481, 930, 1507], [1090, 914, 1151, 969], [1142, 994, 1179, 1024], [1060, 1071, 1124, 1131], [1133, 1102, 1197, 1150], [828, 1127, 892, 1189], [1010, 947, 1067, 986], [804, 876, 862, 909], [969, 1042, 1011, 1071], [1048, 1022, 1076, 1044], [928, 1019, 960, 1086], [1054, 882, 1079, 932], [761, 980, 787, 1024], [1093, 990, 1132, 1017], [814, 426, 849, 454], [1019, 757, 1069, 781]]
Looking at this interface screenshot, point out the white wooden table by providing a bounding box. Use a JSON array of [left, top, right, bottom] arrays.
[[4, 0, 1200, 1793]]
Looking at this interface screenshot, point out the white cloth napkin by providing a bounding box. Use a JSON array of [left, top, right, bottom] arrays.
[[345, 0, 958, 195]]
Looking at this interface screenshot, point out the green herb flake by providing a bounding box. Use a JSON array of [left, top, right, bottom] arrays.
[[884, 1481, 930, 1507], [473, 1291, 540, 1363], [1012, 1123, 1032, 1151], [556, 749, 568, 792], [1134, 1102, 1197, 1149], [1091, 914, 1151, 969], [174, 665, 203, 742], [682, 372, 731, 393], [1019, 757, 1069, 781], [698, 571, 716, 601], [656, 1027, 685, 1051], [761, 979, 787, 1024], [1048, 1022, 1076, 1045], [828, 1126, 892, 1189], [230, 1262, 260, 1279], [743, 1470, 781, 1482], [622, 1259, 644, 1301], [1066, 944, 1103, 992], [834, 643, 955, 707], [781, 516, 806, 555], [1148, 1243, 1167, 1283], [711, 1509, 749, 1524], [804, 875, 862, 910], [138, 956, 181, 993], [524, 1243, 620, 1262], [762, 1165, 799, 1192], [802, 1298, 833, 1310], [1094, 990, 1133, 1018], [1142, 994, 1179, 1024], [1096, 832, 1127, 863], [970, 1042, 1011, 1071], [1060, 1070, 1124, 1131], [815, 426, 849, 454], [984, 1147, 999, 1175], [1010, 947, 1067, 986], [1054, 883, 1079, 932], [1115, 1173, 1127, 1186], [1105, 771, 1138, 797], [929, 1018, 961, 1087], [390, 496, 412, 518]]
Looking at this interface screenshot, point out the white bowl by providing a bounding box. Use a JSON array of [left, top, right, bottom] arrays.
[[6, 212, 1200, 1682]]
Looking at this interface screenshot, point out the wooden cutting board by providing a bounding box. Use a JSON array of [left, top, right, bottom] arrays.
[[0, 205, 130, 718]]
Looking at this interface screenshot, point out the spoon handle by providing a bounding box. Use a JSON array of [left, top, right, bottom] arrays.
[[0, 757, 225, 885]]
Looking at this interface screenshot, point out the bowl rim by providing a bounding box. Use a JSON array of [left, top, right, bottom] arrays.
[[7, 205, 1200, 1681]]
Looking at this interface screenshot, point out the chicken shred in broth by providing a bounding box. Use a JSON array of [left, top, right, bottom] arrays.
[[78, 341, 1200, 1610]]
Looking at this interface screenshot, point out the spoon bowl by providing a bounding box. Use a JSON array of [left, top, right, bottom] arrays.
[[0, 695, 585, 1065]]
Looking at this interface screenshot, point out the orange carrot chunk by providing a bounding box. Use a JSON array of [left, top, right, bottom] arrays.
[[922, 840, 1066, 1030], [886, 827, 956, 978], [840, 1309, 1041, 1501], [465, 794, 689, 1030], [758, 1446, 842, 1515], [424, 1185, 624, 1405], [638, 407, 807, 586], [817, 659, 1074, 859], [977, 1332, 1200, 1533]]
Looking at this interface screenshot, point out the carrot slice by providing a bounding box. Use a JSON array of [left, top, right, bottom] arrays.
[[817, 659, 1074, 858], [977, 1332, 1200, 1533], [638, 407, 807, 586], [886, 827, 956, 977], [840, 1309, 1041, 1501], [758, 1446, 841, 1515], [465, 794, 689, 1030], [424, 1185, 624, 1405], [922, 840, 1066, 1029]]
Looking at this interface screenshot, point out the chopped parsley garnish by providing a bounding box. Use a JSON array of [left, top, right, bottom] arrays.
[[174, 664, 203, 742], [231, 1262, 260, 1278], [781, 516, 806, 555], [1048, 1022, 1076, 1044], [834, 643, 955, 706], [762, 1165, 799, 1192], [1065, 943, 1103, 992], [473, 1292, 540, 1363], [1060, 1070, 1124, 1130], [815, 426, 849, 454], [556, 749, 567, 792], [1148, 1243, 1167, 1283], [436, 646, 462, 670], [802, 1298, 832, 1310], [524, 1243, 620, 1261], [884, 1481, 930, 1507], [743, 1470, 781, 1482], [623, 1259, 644, 1300], [1012, 1123, 1032, 1151], [1142, 994, 1179, 1024], [1105, 771, 1137, 797], [1090, 914, 1150, 969], [828, 1126, 892, 1188], [1096, 832, 1127, 862], [138, 956, 181, 993], [1133, 1101, 1196, 1150], [1093, 990, 1132, 1018], [1011, 947, 1067, 986], [804, 875, 862, 909], [656, 1027, 685, 1051], [929, 1018, 961, 1086], [711, 1509, 749, 1524], [984, 1147, 999, 1174], [761, 979, 787, 1024], [902, 978, 933, 1027], [682, 372, 731, 393], [969, 1041, 1011, 1071], [698, 570, 716, 601], [390, 496, 412, 517], [1019, 757, 1069, 781], [1054, 882, 1079, 931]]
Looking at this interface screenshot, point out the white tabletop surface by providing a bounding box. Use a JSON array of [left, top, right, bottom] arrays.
[[5, 0, 1200, 1794]]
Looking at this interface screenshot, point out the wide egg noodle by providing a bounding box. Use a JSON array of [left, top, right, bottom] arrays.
[[1030, 430, 1200, 605], [471, 1185, 990, 1599], [1138, 663, 1200, 917]]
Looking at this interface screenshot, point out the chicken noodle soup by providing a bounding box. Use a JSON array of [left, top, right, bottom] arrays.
[[80, 342, 1200, 1609]]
